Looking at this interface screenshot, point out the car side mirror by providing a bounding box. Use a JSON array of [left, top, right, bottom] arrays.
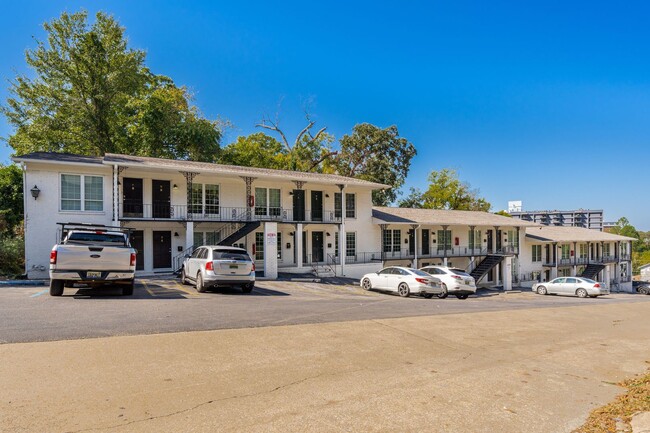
[[185, 254, 191, 259]]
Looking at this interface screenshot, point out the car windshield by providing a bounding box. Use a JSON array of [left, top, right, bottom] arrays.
[[580, 278, 597, 284], [66, 232, 127, 246], [449, 269, 471, 277], [409, 269, 431, 277], [212, 249, 251, 261]]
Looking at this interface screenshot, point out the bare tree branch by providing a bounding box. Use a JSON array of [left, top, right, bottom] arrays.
[[294, 121, 316, 148], [307, 150, 339, 172], [256, 116, 290, 151]]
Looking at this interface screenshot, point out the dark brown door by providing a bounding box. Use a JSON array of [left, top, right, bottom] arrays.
[[293, 190, 305, 221], [311, 191, 323, 221], [153, 231, 172, 269], [496, 229, 502, 252], [311, 231, 324, 262], [131, 230, 144, 271], [421, 229, 429, 255], [486, 230, 493, 253], [123, 178, 143, 217], [152, 180, 171, 218], [408, 229, 415, 255]]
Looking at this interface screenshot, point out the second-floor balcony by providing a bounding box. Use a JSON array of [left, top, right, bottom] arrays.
[[119, 202, 342, 224], [380, 245, 519, 260]]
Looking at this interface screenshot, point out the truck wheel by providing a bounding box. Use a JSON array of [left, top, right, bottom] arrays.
[[50, 280, 64, 296], [122, 280, 134, 296]]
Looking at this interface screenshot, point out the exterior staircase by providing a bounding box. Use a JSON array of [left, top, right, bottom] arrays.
[[470, 254, 505, 283], [580, 263, 605, 280], [218, 221, 261, 246], [311, 264, 335, 277]]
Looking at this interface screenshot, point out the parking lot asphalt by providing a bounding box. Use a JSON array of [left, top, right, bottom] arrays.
[[1, 276, 649, 344]]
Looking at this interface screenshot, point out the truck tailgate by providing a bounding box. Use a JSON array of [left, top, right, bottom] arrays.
[[55, 245, 132, 271]]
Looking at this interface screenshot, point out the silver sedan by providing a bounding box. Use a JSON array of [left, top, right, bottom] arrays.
[[533, 277, 609, 298]]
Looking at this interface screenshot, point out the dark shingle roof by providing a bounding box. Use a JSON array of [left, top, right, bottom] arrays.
[[372, 207, 533, 227], [13, 152, 104, 165]]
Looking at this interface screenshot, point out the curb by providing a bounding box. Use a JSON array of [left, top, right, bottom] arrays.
[[0, 280, 47, 286]]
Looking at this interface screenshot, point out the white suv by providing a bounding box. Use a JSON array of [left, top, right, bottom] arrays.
[[419, 266, 476, 299], [181, 246, 255, 293]]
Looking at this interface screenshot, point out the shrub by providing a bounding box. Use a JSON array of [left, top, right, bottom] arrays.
[[0, 235, 25, 277]]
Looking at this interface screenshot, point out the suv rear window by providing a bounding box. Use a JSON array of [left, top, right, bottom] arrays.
[[212, 249, 251, 261], [449, 269, 471, 277], [66, 232, 127, 246]]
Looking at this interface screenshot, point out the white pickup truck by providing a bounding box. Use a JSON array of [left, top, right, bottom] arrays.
[[49, 223, 137, 296]]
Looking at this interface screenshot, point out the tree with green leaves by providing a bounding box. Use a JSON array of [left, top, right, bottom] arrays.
[[2, 10, 221, 161], [0, 164, 23, 236], [334, 123, 416, 206], [399, 169, 491, 211], [219, 133, 288, 170]]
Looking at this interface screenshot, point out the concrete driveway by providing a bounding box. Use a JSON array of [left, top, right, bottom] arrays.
[[1, 300, 649, 433]]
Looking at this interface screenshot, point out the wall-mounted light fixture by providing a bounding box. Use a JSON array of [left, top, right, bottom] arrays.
[[30, 185, 40, 200], [289, 231, 295, 236], [173, 184, 178, 191], [325, 194, 330, 198], [289, 191, 294, 195], [326, 232, 331, 237], [174, 232, 180, 237]]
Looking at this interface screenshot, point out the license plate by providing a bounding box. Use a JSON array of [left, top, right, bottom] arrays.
[[229, 265, 238, 269], [87, 271, 101, 278]]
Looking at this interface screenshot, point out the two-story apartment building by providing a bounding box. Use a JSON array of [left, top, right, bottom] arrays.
[[369, 207, 533, 289], [522, 225, 634, 291], [13, 152, 388, 280]]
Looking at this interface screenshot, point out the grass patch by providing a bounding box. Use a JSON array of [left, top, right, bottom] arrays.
[[574, 364, 650, 433]]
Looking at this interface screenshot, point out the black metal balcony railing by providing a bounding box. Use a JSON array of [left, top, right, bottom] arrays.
[[119, 203, 341, 223], [379, 245, 519, 261]]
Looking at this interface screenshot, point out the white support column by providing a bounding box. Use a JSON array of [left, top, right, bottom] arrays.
[[413, 225, 419, 268], [570, 266, 577, 277], [264, 222, 278, 279], [443, 257, 448, 267], [339, 186, 346, 277], [495, 263, 500, 286], [185, 222, 194, 250], [296, 224, 303, 269], [469, 256, 475, 272], [112, 165, 119, 224], [502, 256, 512, 291], [604, 265, 611, 289]]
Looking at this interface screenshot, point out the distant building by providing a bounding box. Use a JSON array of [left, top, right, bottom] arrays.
[[640, 264, 650, 281], [510, 209, 604, 231]]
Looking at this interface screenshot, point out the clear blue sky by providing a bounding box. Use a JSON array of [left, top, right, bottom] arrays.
[[1, 1, 649, 228]]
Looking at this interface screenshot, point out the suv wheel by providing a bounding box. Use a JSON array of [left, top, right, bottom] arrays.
[[180, 268, 189, 285], [196, 273, 207, 293], [242, 283, 254, 294]]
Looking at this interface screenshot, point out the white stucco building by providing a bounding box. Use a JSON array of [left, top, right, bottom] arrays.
[[13, 152, 636, 292]]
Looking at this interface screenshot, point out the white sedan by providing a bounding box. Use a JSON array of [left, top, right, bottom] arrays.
[[532, 277, 609, 298], [360, 266, 443, 298]]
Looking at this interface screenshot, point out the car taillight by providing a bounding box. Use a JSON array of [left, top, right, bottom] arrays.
[[252, 263, 255, 272], [50, 250, 57, 264], [205, 261, 213, 271], [415, 278, 429, 284], [594, 283, 600, 288], [130, 253, 136, 267], [452, 275, 462, 280]]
